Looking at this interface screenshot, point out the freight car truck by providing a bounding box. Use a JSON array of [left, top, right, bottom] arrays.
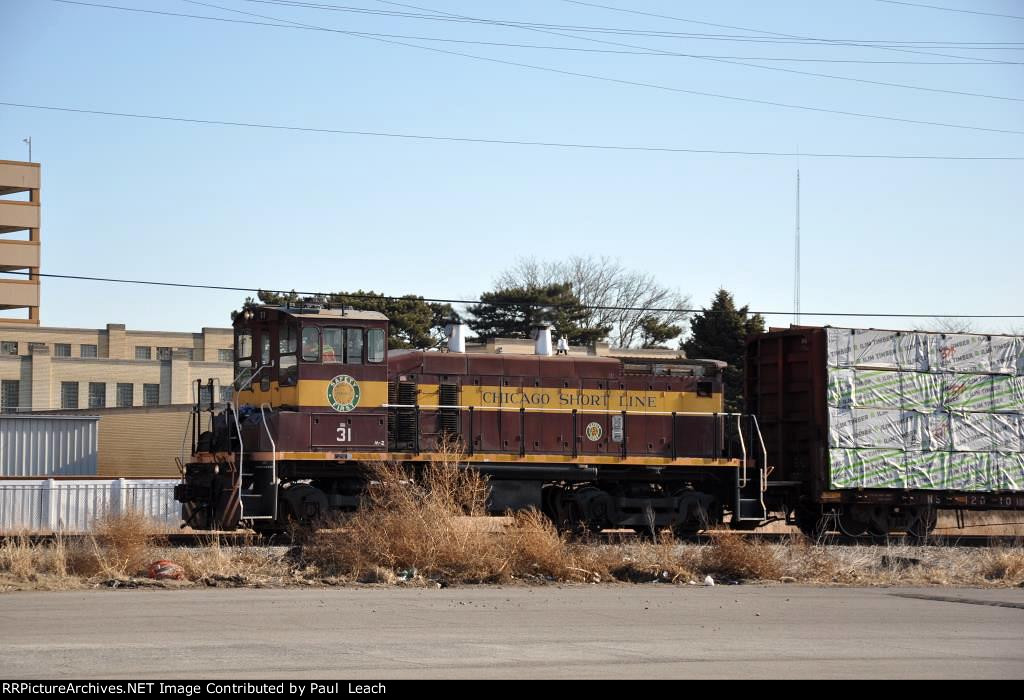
[[747, 326, 1024, 537]]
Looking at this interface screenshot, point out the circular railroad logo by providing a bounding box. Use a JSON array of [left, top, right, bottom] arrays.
[[327, 374, 361, 412], [585, 421, 603, 442]]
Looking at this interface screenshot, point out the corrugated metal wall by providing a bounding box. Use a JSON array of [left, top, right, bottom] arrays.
[[0, 415, 99, 476], [0, 479, 180, 532], [95, 407, 196, 478]]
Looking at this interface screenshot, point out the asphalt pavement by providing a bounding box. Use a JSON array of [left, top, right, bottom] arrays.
[[1, 585, 1022, 679]]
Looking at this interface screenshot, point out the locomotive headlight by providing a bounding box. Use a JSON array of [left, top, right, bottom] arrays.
[[243, 309, 254, 320]]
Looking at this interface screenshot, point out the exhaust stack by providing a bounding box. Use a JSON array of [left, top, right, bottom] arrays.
[[533, 324, 553, 356], [446, 322, 467, 353]]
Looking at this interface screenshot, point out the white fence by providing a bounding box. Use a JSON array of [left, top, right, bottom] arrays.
[[0, 479, 180, 533]]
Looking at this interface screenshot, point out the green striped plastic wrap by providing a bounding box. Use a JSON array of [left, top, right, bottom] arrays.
[[826, 328, 1024, 492]]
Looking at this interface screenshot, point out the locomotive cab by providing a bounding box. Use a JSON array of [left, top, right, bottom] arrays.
[[232, 305, 390, 453]]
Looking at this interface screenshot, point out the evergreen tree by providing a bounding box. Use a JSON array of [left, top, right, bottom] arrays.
[[639, 317, 683, 348], [466, 283, 609, 345], [683, 289, 765, 412]]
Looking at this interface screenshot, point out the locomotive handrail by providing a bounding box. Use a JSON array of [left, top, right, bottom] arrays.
[[751, 414, 769, 517], [736, 413, 749, 488], [259, 403, 279, 522]]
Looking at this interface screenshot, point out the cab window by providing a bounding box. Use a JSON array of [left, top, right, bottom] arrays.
[[301, 327, 320, 362], [235, 329, 253, 386], [323, 328, 343, 363], [346, 329, 363, 365], [279, 323, 298, 386], [367, 328, 385, 363]]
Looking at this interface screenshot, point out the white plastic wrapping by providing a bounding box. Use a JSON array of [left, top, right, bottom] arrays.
[[850, 329, 901, 369], [944, 374, 996, 412], [990, 335, 1024, 375], [991, 377, 1024, 413], [828, 407, 856, 448], [853, 370, 904, 410], [951, 412, 995, 452], [827, 327, 851, 368], [991, 453, 1024, 491], [827, 369, 855, 408], [922, 412, 952, 452], [895, 332, 930, 372], [829, 448, 907, 489], [936, 334, 991, 374], [901, 372, 944, 412], [852, 408, 911, 449], [825, 327, 1023, 492], [992, 414, 1021, 453]]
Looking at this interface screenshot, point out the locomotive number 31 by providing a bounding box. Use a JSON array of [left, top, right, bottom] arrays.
[[336, 426, 353, 443]]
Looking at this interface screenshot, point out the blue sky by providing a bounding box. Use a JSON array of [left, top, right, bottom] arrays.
[[1, 0, 1021, 336]]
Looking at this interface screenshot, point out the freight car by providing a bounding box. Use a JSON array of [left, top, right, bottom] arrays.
[[747, 326, 1024, 537], [175, 304, 769, 533]]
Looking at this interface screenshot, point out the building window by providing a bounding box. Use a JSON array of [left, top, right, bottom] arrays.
[[143, 383, 160, 406], [218, 349, 233, 362], [27, 342, 45, 353], [116, 383, 133, 408], [178, 348, 194, 361], [88, 382, 106, 409], [135, 346, 151, 360], [80, 344, 98, 358], [61, 382, 79, 409], [157, 347, 172, 361], [54, 343, 71, 358], [198, 384, 213, 406], [1, 380, 19, 413], [219, 386, 233, 404], [0, 341, 16, 355]]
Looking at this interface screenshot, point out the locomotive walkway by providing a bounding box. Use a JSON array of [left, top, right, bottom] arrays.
[[1, 586, 1022, 678]]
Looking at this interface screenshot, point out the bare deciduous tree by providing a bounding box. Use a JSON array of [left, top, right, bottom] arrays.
[[495, 256, 690, 347]]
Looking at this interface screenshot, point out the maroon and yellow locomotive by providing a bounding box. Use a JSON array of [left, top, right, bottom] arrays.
[[176, 304, 767, 533]]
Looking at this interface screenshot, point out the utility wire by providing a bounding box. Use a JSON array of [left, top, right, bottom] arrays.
[[4, 271, 1023, 318], [4, 101, 1022, 160], [250, 0, 1021, 48], [61, 0, 1022, 136], [871, 0, 1024, 22], [40, 0, 1009, 64], [252, 0, 1024, 64], [374, 0, 1024, 103]]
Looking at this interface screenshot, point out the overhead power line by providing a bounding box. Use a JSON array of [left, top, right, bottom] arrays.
[[45, 0, 1013, 64], [4, 271, 1023, 319], [3, 101, 1022, 160], [56, 0, 1024, 136], [871, 0, 1024, 21], [370, 0, 1024, 103], [247, 0, 1021, 47]]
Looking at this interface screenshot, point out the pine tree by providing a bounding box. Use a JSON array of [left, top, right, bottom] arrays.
[[466, 283, 609, 345], [683, 289, 765, 412]]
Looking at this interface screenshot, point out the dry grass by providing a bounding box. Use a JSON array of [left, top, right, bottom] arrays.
[[2, 465, 1023, 590], [301, 444, 592, 583]]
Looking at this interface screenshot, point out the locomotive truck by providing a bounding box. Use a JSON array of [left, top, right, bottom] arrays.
[[175, 304, 1024, 535]]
